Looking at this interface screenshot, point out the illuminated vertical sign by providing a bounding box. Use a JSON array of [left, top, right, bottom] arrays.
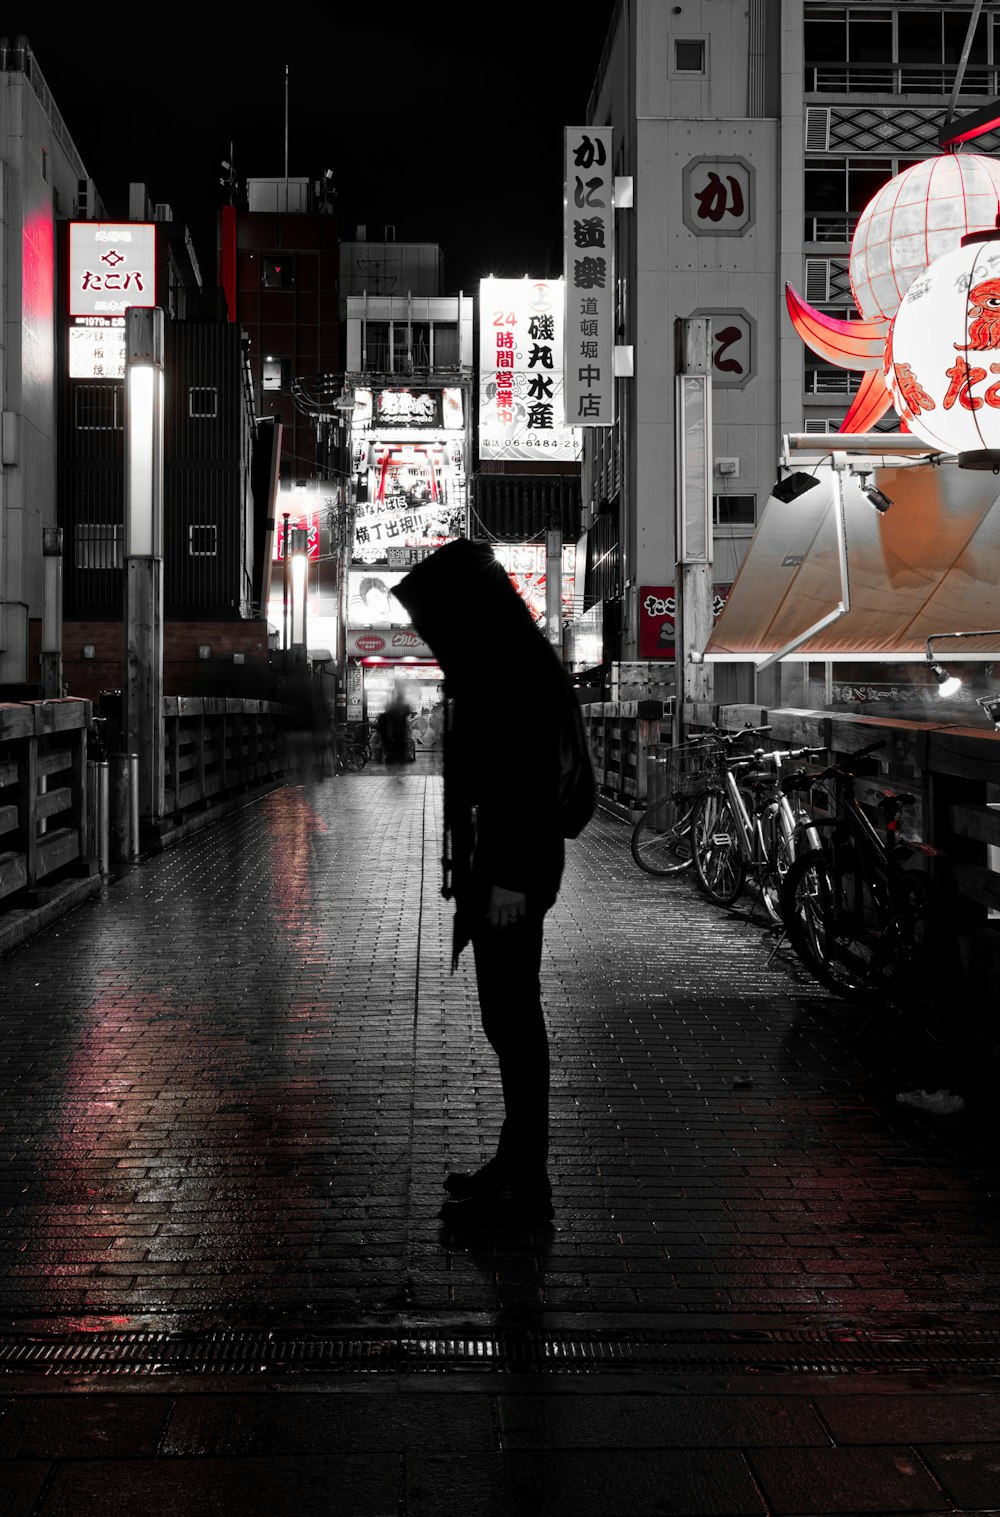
[[68, 222, 156, 379], [478, 277, 581, 461], [564, 126, 614, 426], [69, 223, 157, 316]]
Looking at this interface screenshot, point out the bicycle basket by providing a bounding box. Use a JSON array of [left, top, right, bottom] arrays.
[[659, 740, 724, 798]]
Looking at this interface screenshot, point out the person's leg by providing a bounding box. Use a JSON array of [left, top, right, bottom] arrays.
[[470, 911, 549, 1184]]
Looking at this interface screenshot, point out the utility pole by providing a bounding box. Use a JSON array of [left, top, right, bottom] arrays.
[[674, 318, 715, 743]]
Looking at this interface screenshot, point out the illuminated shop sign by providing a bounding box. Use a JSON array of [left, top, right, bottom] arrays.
[[69, 317, 126, 379], [352, 387, 464, 430], [348, 569, 413, 628], [353, 439, 465, 563], [492, 542, 577, 626], [478, 277, 581, 461], [563, 127, 614, 426], [69, 222, 156, 316]]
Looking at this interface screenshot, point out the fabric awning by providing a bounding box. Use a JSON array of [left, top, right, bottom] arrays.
[[705, 457, 1000, 662]]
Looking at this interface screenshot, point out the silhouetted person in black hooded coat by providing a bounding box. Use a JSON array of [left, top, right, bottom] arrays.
[[393, 538, 569, 1224]]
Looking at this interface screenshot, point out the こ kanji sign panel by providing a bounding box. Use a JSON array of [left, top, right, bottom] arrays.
[[69, 223, 156, 316], [682, 158, 754, 237], [690, 309, 756, 388], [478, 278, 580, 461], [564, 127, 614, 426]]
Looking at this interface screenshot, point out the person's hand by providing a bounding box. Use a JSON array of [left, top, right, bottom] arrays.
[[487, 885, 527, 929]]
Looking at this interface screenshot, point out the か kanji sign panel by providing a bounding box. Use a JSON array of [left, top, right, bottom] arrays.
[[564, 127, 614, 426], [478, 278, 580, 461], [682, 157, 754, 237], [69, 223, 156, 316]]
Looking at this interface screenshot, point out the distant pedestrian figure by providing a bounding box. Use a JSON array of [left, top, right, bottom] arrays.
[[393, 538, 577, 1225], [377, 684, 413, 774]]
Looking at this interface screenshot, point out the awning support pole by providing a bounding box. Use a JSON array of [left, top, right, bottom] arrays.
[[757, 455, 851, 672]]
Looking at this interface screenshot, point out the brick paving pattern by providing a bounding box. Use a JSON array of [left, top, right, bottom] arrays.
[[0, 768, 998, 1513]]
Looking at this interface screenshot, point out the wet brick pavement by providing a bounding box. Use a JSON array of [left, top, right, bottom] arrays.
[[1, 766, 999, 1514]]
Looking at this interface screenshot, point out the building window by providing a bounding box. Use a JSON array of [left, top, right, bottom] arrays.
[[75, 524, 123, 570], [363, 321, 391, 371], [674, 39, 706, 74], [41, 147, 48, 182], [804, 155, 894, 243], [189, 386, 218, 418], [74, 385, 123, 431], [262, 255, 295, 289], [713, 494, 756, 530], [188, 524, 218, 557], [262, 357, 290, 392], [432, 323, 459, 367]]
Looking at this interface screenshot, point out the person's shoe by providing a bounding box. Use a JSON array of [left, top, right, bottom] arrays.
[[443, 1158, 507, 1199], [896, 1088, 966, 1115], [439, 1182, 554, 1227]]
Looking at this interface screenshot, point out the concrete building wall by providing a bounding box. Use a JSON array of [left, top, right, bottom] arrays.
[[1, 55, 93, 684]]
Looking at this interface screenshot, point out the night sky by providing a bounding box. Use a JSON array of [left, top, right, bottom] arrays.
[[23, 3, 617, 295]]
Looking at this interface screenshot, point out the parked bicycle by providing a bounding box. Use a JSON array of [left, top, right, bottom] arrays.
[[630, 729, 732, 875], [689, 737, 825, 923], [777, 740, 953, 1034], [335, 723, 372, 773]]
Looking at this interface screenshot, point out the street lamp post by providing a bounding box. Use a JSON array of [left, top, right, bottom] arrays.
[[289, 526, 309, 667], [123, 306, 165, 829]]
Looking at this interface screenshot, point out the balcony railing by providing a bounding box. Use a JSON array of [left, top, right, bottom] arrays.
[[806, 62, 1000, 96], [805, 368, 863, 397], [804, 215, 860, 246]]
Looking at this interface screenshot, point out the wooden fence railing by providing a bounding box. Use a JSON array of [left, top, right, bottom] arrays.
[[581, 700, 674, 811], [163, 697, 290, 819], [0, 698, 92, 906]]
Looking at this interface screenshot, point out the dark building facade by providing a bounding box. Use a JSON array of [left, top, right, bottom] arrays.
[[219, 177, 340, 486]]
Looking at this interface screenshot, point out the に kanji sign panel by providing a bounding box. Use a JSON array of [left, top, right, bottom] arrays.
[[564, 126, 614, 426]]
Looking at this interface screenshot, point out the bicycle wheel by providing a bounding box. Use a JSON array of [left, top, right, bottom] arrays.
[[340, 740, 361, 773], [758, 801, 797, 925], [630, 792, 695, 875], [692, 788, 747, 905], [779, 849, 890, 999]]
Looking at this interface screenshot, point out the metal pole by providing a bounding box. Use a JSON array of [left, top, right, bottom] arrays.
[[943, 0, 984, 134], [40, 527, 63, 698], [282, 511, 290, 674], [123, 306, 165, 830]]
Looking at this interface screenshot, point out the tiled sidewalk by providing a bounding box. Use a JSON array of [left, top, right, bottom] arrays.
[[1, 770, 999, 1514]]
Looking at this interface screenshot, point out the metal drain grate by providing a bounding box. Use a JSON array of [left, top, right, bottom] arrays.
[[2, 1326, 1000, 1377]]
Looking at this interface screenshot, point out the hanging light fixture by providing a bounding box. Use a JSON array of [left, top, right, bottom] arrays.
[[925, 630, 1000, 697]]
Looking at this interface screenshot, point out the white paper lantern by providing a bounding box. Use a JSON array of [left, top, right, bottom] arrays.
[[850, 154, 1000, 322], [886, 233, 1000, 463]]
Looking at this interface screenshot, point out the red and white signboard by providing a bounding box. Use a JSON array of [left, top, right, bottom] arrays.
[[346, 627, 433, 658], [274, 511, 320, 561], [69, 223, 156, 316], [639, 584, 732, 659], [478, 277, 580, 462], [492, 542, 577, 626]]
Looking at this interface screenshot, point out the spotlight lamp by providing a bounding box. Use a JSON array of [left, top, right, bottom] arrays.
[[925, 630, 1000, 699], [770, 470, 821, 504], [977, 694, 1000, 731], [857, 474, 893, 514]]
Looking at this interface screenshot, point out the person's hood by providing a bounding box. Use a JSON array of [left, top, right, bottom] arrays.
[[392, 538, 538, 684]]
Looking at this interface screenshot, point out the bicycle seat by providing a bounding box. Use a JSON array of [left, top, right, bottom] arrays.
[[877, 788, 916, 809]]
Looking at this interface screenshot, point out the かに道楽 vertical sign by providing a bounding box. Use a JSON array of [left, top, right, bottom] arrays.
[[564, 126, 614, 427]]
